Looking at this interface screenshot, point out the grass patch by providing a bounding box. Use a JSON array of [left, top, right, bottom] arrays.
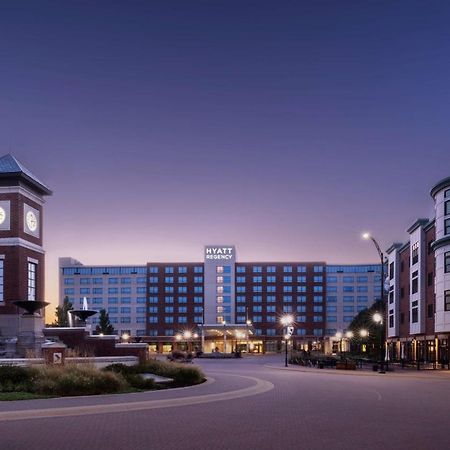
[[0, 392, 52, 401]]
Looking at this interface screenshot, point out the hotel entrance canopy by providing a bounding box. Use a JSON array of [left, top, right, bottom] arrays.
[[199, 323, 254, 337], [199, 323, 254, 353]]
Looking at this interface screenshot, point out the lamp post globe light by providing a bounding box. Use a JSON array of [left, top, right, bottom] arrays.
[[359, 329, 368, 353], [280, 314, 294, 367], [345, 330, 353, 354], [183, 330, 192, 340], [183, 330, 191, 353], [335, 331, 343, 357], [246, 319, 252, 353], [373, 312, 385, 373], [362, 232, 387, 373]]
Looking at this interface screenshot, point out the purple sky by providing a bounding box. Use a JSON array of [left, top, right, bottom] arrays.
[[1, 1, 450, 314]]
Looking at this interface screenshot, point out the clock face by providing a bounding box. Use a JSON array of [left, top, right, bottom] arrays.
[[0, 207, 5, 225], [26, 210, 38, 232]]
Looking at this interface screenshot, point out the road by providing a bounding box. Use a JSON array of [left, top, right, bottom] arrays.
[[0, 355, 449, 450]]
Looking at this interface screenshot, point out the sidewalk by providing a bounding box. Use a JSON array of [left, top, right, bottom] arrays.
[[265, 363, 450, 380]]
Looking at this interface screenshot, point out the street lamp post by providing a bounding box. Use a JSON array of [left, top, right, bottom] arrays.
[[345, 330, 353, 354], [223, 320, 227, 353], [359, 329, 368, 353], [335, 331, 343, 359], [363, 233, 387, 372], [246, 319, 252, 353], [183, 330, 192, 353], [284, 333, 290, 367], [175, 333, 182, 352], [280, 314, 294, 367], [373, 312, 385, 373]]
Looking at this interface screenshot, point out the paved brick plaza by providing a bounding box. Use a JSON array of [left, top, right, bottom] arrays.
[[0, 356, 448, 450]]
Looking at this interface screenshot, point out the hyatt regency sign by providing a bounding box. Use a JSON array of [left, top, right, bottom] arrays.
[[205, 247, 234, 260]]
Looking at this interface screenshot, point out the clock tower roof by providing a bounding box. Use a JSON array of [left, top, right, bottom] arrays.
[[0, 154, 52, 196]]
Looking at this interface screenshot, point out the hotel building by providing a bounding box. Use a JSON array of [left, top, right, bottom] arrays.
[[385, 176, 450, 367], [59, 247, 382, 353]]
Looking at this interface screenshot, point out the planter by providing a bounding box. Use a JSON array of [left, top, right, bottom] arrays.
[[336, 362, 356, 370]]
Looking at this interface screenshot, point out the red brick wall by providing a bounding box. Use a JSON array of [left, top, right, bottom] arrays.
[[0, 246, 45, 314], [237, 262, 327, 338], [0, 186, 45, 315], [425, 225, 436, 335], [398, 246, 410, 337], [43, 328, 147, 362]]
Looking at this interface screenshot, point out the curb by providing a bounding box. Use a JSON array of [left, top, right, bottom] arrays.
[[264, 364, 450, 381]]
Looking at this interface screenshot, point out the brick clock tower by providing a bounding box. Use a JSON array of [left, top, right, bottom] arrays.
[[0, 154, 52, 341]]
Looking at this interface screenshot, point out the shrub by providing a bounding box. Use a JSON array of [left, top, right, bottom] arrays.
[[32, 364, 126, 396], [0, 365, 36, 392], [0, 360, 203, 399], [135, 360, 204, 386], [123, 373, 156, 390], [170, 350, 186, 359], [103, 363, 132, 375], [103, 364, 155, 390]]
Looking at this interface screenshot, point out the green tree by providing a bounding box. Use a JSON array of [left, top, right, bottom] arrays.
[[348, 300, 385, 357], [95, 309, 115, 335], [52, 296, 73, 327]]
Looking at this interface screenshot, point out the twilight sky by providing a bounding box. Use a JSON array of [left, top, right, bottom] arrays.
[[1, 1, 450, 316]]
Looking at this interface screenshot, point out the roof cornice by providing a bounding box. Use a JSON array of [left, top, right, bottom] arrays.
[[406, 218, 429, 234], [386, 243, 403, 255], [430, 176, 450, 198], [431, 236, 450, 252]]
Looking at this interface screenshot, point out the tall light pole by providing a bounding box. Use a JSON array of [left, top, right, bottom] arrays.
[[280, 314, 294, 367], [363, 232, 387, 372]]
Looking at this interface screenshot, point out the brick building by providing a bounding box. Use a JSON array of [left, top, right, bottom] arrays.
[[386, 176, 450, 368], [0, 154, 51, 337]]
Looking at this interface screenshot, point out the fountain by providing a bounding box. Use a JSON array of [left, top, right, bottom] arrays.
[[69, 297, 98, 326], [13, 300, 50, 357], [13, 300, 49, 315]]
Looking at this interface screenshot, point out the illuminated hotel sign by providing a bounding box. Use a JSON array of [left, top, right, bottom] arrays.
[[205, 247, 234, 260]]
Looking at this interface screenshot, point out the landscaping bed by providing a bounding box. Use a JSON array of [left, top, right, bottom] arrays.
[[0, 360, 205, 400]]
